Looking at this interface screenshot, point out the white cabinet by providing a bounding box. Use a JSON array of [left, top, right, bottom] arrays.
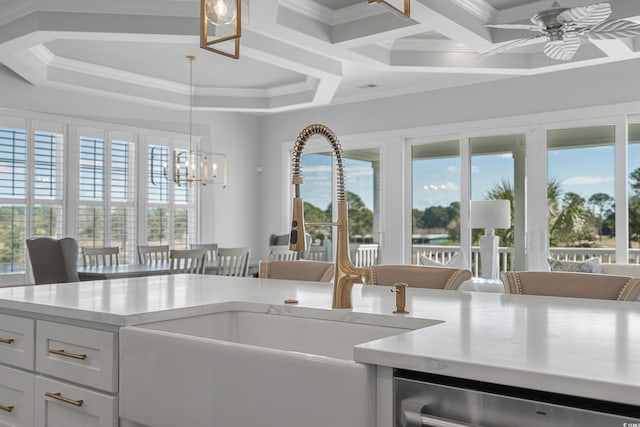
[[0, 314, 34, 371], [0, 318, 118, 427], [0, 365, 34, 427], [34, 376, 117, 427], [36, 321, 117, 393]]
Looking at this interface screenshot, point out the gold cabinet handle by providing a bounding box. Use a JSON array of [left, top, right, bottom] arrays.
[[48, 349, 87, 360], [0, 403, 15, 412], [44, 392, 84, 407], [0, 337, 15, 344]]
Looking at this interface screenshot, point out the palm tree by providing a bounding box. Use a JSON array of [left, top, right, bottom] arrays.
[[483, 179, 595, 248], [484, 179, 514, 247]]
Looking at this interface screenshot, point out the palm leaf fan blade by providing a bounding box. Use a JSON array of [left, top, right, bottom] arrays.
[[480, 34, 543, 58], [587, 19, 640, 40], [557, 2, 611, 26], [544, 33, 580, 61]]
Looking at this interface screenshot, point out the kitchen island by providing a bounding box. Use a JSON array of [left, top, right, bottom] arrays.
[[0, 274, 638, 426]]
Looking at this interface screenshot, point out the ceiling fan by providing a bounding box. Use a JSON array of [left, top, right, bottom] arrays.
[[482, 1, 640, 61]]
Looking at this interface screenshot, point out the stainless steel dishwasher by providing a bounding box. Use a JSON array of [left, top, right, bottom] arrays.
[[395, 370, 640, 427]]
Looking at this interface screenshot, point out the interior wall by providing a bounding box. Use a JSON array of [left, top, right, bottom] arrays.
[[0, 66, 263, 256], [259, 59, 640, 263]]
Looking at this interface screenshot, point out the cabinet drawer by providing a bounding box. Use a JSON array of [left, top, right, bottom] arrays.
[[0, 314, 35, 371], [34, 376, 117, 427], [36, 321, 117, 392], [0, 365, 34, 427]]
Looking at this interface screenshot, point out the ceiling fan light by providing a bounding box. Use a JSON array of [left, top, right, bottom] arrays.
[[205, 0, 236, 26]]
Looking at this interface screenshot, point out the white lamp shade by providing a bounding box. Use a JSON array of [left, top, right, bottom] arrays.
[[469, 200, 511, 229]]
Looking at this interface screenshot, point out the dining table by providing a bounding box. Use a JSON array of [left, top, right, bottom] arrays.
[[77, 262, 260, 280]]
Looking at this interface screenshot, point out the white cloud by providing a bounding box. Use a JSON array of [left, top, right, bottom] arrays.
[[423, 182, 459, 191], [562, 176, 613, 185], [471, 165, 480, 173], [447, 166, 459, 173]]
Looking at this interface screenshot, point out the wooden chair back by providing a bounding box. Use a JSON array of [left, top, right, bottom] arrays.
[[190, 243, 218, 263], [268, 245, 298, 261], [215, 247, 250, 277], [138, 245, 170, 264], [169, 249, 206, 274], [82, 246, 120, 267]]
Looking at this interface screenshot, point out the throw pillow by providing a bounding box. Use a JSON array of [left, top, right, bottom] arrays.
[[420, 251, 469, 269], [547, 257, 602, 274]]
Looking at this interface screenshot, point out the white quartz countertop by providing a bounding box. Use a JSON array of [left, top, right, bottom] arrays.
[[1, 274, 639, 405]]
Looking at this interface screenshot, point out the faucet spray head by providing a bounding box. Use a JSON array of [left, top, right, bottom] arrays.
[[290, 193, 306, 252]]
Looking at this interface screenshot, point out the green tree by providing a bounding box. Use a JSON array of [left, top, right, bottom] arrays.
[[630, 167, 640, 195], [588, 192, 614, 240], [550, 192, 595, 246], [421, 205, 450, 229], [304, 201, 330, 242], [484, 179, 515, 247], [325, 191, 374, 242]]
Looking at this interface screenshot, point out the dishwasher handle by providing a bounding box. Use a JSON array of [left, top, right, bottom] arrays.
[[401, 399, 479, 427]]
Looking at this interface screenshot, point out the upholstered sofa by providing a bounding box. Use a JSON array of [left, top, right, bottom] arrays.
[[601, 263, 640, 278]]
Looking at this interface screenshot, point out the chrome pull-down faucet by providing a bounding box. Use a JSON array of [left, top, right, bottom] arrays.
[[289, 124, 370, 309]]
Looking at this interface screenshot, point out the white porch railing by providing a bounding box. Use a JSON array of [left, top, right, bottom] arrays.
[[412, 244, 640, 277]]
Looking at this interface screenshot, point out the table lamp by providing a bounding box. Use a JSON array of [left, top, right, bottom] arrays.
[[469, 200, 511, 280]]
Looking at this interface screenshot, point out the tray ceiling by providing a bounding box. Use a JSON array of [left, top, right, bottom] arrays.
[[0, 0, 639, 113]]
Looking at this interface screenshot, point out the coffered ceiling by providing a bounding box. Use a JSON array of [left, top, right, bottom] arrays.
[[0, 0, 639, 113]]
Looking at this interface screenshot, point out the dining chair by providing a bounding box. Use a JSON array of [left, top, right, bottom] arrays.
[[169, 248, 207, 274], [259, 260, 334, 282], [268, 245, 298, 261], [26, 237, 80, 285], [190, 243, 218, 263], [138, 245, 170, 264], [215, 247, 250, 277], [501, 271, 640, 301], [82, 246, 120, 267], [366, 264, 472, 290], [268, 233, 312, 259]]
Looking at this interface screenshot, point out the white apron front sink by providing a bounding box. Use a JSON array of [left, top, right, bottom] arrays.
[[119, 307, 441, 427]]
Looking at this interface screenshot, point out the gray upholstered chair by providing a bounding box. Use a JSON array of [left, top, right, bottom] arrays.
[[169, 248, 206, 274], [26, 237, 79, 285], [501, 271, 640, 301], [138, 245, 170, 264], [259, 260, 334, 282], [366, 264, 472, 290], [215, 247, 251, 277], [82, 246, 120, 267]]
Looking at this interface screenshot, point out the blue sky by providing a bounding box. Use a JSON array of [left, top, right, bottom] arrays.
[[412, 144, 640, 210]]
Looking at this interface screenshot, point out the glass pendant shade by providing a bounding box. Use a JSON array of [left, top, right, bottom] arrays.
[[205, 0, 236, 26]]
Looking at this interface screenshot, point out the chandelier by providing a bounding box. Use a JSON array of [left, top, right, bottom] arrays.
[[151, 56, 227, 188], [200, 0, 241, 59]]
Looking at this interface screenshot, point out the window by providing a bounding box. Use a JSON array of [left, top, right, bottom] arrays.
[[298, 147, 380, 262], [146, 141, 196, 249], [471, 134, 523, 271], [412, 140, 461, 263], [0, 127, 27, 272], [547, 126, 615, 260], [78, 130, 136, 263], [0, 123, 64, 276], [629, 124, 640, 257]]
